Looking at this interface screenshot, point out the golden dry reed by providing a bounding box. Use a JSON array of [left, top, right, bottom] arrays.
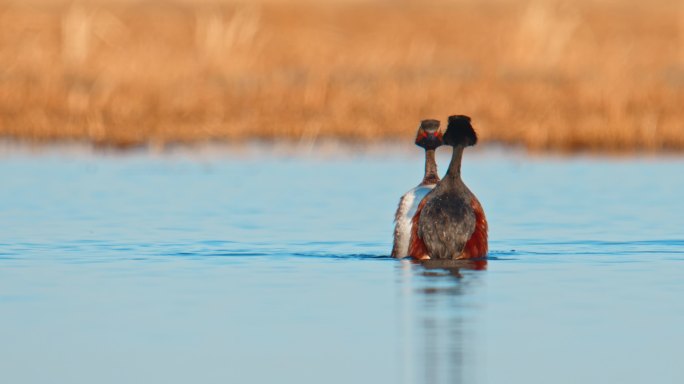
[[0, 0, 683, 152]]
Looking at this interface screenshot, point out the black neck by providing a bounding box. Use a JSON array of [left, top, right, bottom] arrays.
[[422, 149, 440, 185], [444, 146, 465, 182]]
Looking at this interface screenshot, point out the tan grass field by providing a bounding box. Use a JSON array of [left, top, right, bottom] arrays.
[[1, 0, 683, 152]]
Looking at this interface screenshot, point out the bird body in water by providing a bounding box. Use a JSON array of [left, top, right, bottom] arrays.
[[409, 115, 488, 260], [391, 119, 443, 258]]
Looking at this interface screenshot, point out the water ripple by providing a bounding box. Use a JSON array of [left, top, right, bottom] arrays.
[[2, 238, 682, 264]]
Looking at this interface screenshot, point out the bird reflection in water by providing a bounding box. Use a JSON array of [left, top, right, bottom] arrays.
[[397, 258, 486, 384]]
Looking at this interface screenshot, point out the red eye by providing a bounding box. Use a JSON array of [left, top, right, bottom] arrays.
[[415, 131, 429, 142]]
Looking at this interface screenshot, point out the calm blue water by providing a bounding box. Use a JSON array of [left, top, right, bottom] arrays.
[[1, 145, 683, 384]]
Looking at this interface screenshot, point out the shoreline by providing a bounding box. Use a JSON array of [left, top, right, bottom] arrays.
[[3, 139, 684, 161]]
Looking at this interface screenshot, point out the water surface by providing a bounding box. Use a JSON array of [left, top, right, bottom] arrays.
[[1, 146, 683, 383]]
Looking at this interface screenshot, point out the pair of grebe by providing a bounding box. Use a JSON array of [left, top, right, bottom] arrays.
[[392, 115, 488, 261]]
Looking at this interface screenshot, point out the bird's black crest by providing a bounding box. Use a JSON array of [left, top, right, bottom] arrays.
[[443, 115, 477, 147], [420, 119, 440, 133]]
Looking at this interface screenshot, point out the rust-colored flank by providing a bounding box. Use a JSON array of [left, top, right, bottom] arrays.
[[461, 197, 488, 259], [408, 198, 429, 260], [408, 196, 488, 261]]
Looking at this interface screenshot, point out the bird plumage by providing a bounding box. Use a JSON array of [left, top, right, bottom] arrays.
[[408, 115, 488, 260], [391, 119, 443, 258]]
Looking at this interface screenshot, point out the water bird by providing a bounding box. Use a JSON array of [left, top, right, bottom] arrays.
[[408, 115, 488, 260], [391, 119, 444, 258]]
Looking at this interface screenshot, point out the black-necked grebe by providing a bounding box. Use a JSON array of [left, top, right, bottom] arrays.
[[391, 119, 443, 258], [409, 115, 488, 260]]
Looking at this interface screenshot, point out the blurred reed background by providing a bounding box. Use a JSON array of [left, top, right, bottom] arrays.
[[0, 0, 682, 151]]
